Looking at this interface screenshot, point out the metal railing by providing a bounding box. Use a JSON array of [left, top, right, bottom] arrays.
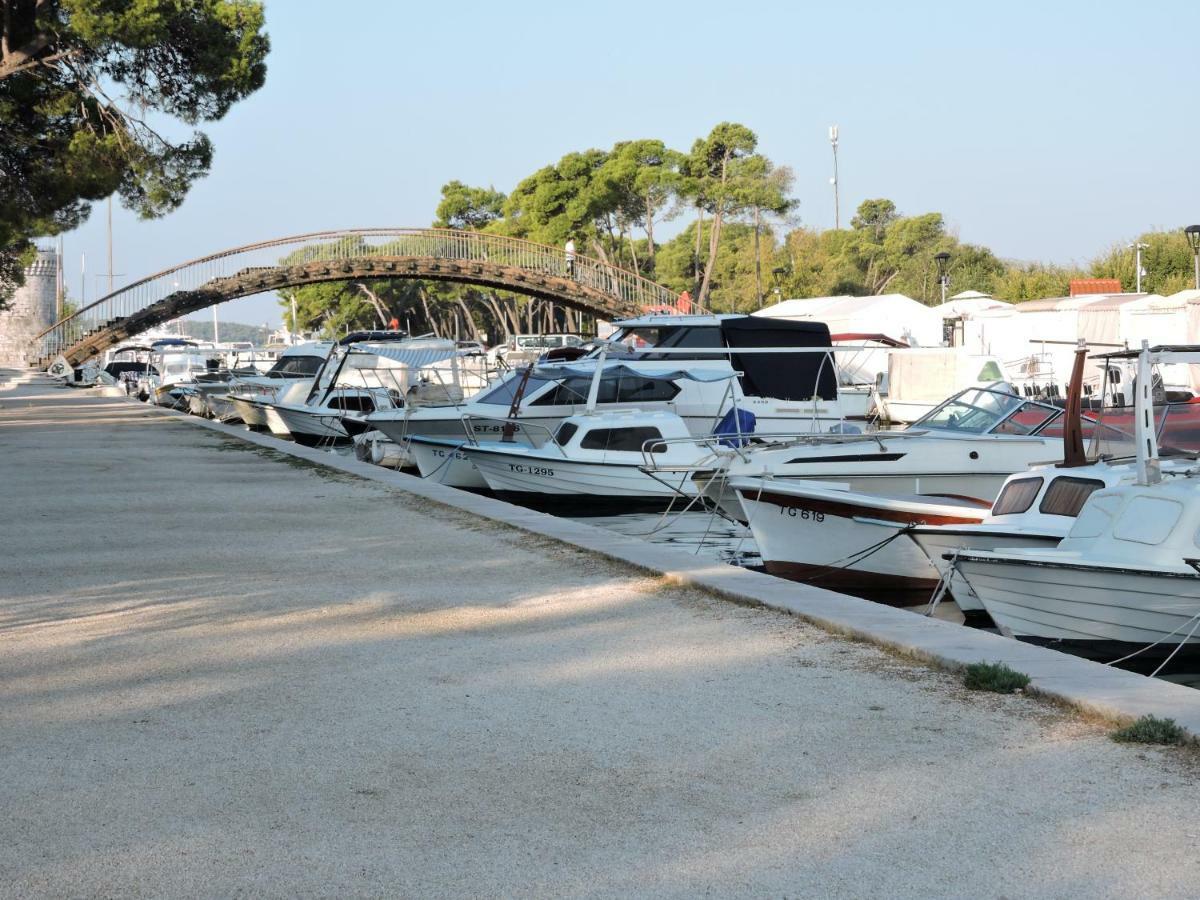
[[31, 228, 692, 363]]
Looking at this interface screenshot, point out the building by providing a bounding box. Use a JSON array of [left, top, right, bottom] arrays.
[[0, 248, 59, 366]]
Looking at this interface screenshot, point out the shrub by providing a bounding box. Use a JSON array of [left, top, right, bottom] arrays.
[[1111, 715, 1186, 745], [963, 661, 1030, 694]]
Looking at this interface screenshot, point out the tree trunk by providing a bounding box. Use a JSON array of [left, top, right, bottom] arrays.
[[645, 196, 656, 268], [698, 209, 723, 307], [456, 297, 481, 341], [482, 291, 510, 342], [353, 282, 389, 328], [693, 207, 704, 293], [417, 285, 438, 337], [753, 206, 762, 310]]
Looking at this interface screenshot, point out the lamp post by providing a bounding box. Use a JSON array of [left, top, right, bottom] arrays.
[[933, 252, 951, 304], [1186, 225, 1200, 290], [766, 265, 788, 310], [829, 125, 840, 229], [1128, 242, 1149, 293]]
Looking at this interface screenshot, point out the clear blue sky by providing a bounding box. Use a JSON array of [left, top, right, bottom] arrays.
[[58, 0, 1200, 325]]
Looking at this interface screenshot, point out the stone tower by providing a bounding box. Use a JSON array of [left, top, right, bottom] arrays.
[[0, 248, 59, 366]]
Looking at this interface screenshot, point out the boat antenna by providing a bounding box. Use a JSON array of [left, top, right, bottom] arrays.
[[1134, 340, 1162, 486], [1057, 339, 1088, 468]]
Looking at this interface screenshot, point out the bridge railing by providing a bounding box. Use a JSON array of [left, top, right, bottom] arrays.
[[31, 228, 692, 362]]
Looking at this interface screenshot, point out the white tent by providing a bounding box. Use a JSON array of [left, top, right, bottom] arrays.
[[930, 291, 1012, 319], [756, 294, 943, 347], [1076, 293, 1159, 350]]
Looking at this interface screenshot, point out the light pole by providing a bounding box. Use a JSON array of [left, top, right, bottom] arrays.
[[1186, 225, 1200, 290], [766, 265, 788, 310], [1128, 242, 1149, 293], [933, 252, 951, 304], [829, 125, 840, 229]]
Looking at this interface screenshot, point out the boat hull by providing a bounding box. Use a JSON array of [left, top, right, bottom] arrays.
[[738, 482, 986, 605], [955, 555, 1200, 674], [467, 448, 700, 513], [270, 404, 350, 444], [409, 438, 489, 488], [907, 527, 1063, 621]]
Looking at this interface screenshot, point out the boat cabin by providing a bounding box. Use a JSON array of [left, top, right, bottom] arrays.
[[549, 410, 696, 461], [1057, 479, 1200, 572]]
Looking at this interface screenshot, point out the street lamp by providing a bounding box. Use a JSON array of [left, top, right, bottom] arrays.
[[765, 265, 788, 310], [933, 252, 951, 304], [1185, 225, 1200, 290], [1127, 242, 1149, 293]]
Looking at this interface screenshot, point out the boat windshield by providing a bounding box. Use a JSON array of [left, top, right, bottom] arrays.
[[1085, 402, 1200, 459], [912, 386, 1061, 435], [474, 373, 554, 406], [268, 355, 325, 376], [602, 325, 725, 360]]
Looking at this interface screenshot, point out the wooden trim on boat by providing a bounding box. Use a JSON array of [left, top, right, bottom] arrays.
[[750, 489, 987, 527]]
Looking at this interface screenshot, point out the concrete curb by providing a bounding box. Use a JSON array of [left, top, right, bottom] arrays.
[[129, 388, 1200, 741]]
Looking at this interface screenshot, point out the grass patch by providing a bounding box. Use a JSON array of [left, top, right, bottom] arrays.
[[963, 661, 1030, 694], [1111, 715, 1187, 745]]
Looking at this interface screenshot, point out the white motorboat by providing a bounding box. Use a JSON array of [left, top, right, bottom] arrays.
[[369, 314, 855, 471], [262, 337, 463, 445], [457, 409, 722, 512], [734, 478, 990, 603], [953, 476, 1200, 674], [697, 384, 1073, 524], [951, 344, 1200, 674], [222, 341, 335, 427], [136, 345, 214, 407]]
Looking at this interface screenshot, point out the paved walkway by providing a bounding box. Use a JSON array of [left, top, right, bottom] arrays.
[[3, 372, 1200, 898]]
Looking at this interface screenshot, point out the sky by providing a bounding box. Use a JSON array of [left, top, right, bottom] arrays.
[[56, 0, 1200, 326]]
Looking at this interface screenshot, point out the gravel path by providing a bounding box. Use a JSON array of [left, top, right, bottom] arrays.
[[2, 373, 1199, 898]]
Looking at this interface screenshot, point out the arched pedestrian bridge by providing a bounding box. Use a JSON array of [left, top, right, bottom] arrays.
[[32, 229, 689, 366]]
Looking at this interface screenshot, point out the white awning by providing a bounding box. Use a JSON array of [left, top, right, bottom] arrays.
[[351, 341, 459, 368]]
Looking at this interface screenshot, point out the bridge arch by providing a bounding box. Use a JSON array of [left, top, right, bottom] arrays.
[[31, 228, 692, 366]]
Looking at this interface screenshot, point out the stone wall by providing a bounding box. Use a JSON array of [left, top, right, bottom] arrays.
[[0, 249, 58, 366]]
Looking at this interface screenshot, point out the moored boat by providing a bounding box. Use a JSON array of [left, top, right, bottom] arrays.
[[734, 478, 989, 603], [460, 409, 721, 513]]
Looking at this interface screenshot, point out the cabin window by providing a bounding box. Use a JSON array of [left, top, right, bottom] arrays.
[[531, 376, 680, 407], [1038, 477, 1106, 518], [1112, 496, 1183, 545], [1067, 494, 1123, 539], [272, 356, 325, 376], [554, 422, 579, 446], [990, 477, 1043, 516], [579, 426, 667, 453], [328, 395, 375, 412]]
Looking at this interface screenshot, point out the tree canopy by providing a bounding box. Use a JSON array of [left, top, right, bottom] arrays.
[[0, 0, 269, 304]]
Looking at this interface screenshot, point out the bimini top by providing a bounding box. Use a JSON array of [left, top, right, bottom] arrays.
[[351, 338, 459, 369], [603, 314, 838, 402]]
